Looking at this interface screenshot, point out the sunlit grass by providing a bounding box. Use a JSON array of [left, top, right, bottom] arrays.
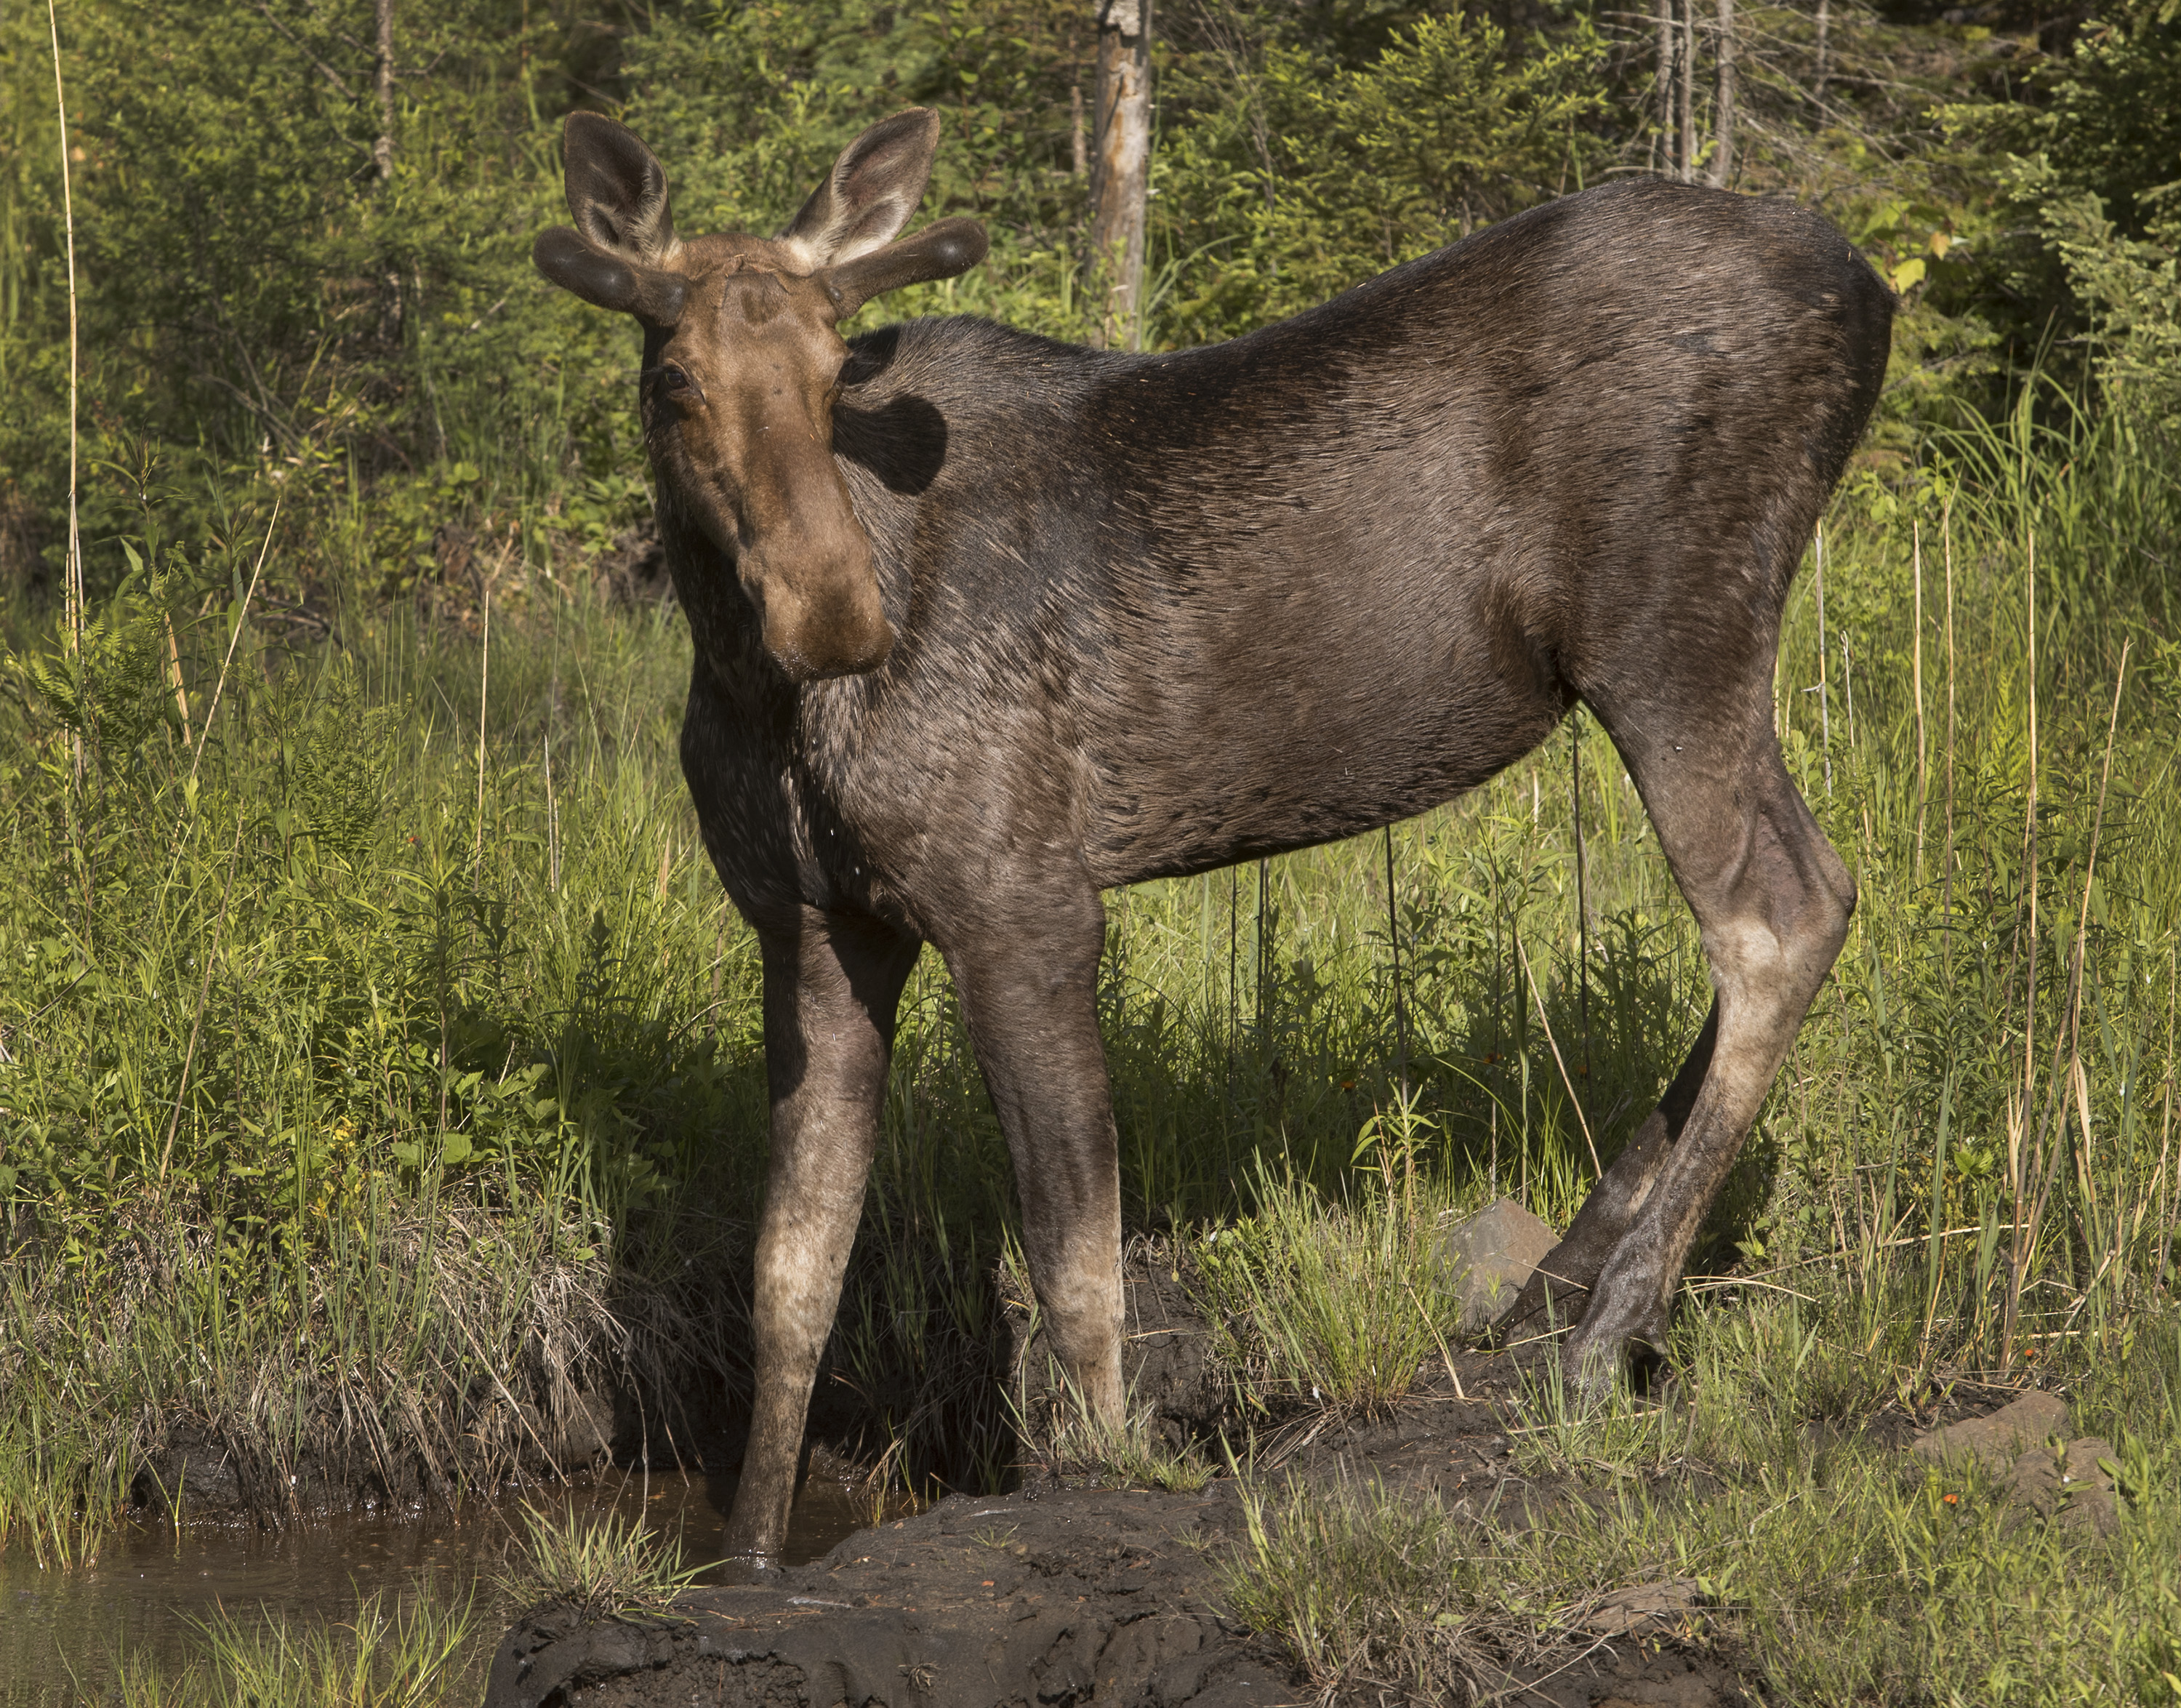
[[1226, 1291, 2181, 1706], [493, 1503, 710, 1621], [108, 1581, 475, 1708]]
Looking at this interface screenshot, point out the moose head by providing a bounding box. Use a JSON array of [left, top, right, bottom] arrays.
[[534, 110, 987, 682]]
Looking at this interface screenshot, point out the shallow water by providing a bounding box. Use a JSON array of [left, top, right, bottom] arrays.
[[0, 1471, 875, 1704]]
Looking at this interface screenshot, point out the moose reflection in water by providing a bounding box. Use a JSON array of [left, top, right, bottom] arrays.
[[530, 106, 1893, 1564]]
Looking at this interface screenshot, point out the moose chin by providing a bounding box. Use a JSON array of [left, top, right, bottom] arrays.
[[533, 105, 1892, 1566]]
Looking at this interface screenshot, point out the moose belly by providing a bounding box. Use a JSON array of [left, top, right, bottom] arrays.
[[1083, 577, 1568, 886]]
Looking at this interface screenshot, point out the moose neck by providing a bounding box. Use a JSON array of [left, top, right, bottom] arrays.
[[655, 484, 777, 694]]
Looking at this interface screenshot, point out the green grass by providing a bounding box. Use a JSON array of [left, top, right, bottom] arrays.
[[106, 1581, 475, 1708], [0, 571, 764, 1560], [1224, 1289, 2181, 1705], [1029, 1392, 1219, 1496], [1189, 1094, 1471, 1422], [492, 1501, 710, 1621]]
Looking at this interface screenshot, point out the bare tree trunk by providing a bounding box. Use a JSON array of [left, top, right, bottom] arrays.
[[1089, 0, 1151, 351], [1655, 0, 1675, 176], [1707, 0, 1735, 188], [1676, 0, 1695, 183], [1815, 0, 1830, 98], [376, 0, 400, 345], [374, 0, 394, 182]]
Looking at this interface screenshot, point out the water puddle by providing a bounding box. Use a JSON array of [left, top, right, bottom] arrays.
[[1, 1472, 879, 1704]]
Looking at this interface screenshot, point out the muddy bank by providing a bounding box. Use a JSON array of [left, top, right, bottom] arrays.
[[483, 1350, 1755, 1708], [477, 1250, 2070, 1707], [124, 1379, 633, 1524], [486, 1485, 1290, 1708]]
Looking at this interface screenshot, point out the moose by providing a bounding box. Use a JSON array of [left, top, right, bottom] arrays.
[[534, 107, 1892, 1564]]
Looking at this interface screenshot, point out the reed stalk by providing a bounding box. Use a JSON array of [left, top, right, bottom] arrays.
[[1912, 518, 1926, 877]]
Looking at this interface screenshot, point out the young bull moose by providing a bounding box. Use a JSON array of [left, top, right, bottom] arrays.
[[534, 107, 1892, 1564]]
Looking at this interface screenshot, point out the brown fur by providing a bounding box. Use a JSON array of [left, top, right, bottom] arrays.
[[534, 108, 1893, 1563]]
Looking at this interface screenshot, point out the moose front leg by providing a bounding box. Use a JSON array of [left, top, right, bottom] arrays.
[[942, 886, 1125, 1427], [723, 907, 920, 1566]]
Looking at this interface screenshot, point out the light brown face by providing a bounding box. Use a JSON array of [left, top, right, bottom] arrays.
[[534, 107, 987, 686], [646, 251, 888, 683]]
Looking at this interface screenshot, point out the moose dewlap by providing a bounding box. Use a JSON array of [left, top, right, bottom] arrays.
[[533, 105, 1892, 1563]]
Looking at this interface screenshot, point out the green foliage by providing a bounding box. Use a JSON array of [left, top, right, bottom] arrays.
[[1029, 1384, 1218, 1494], [4, 557, 185, 774], [2027, 171, 2181, 428], [1940, 0, 2181, 417], [619, 0, 1104, 342], [0, 538, 766, 1563], [1156, 8, 1608, 342], [1192, 1094, 1465, 1419], [0, 0, 635, 598]]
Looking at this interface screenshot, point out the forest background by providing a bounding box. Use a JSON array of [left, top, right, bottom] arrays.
[[2, 0, 2181, 1696]]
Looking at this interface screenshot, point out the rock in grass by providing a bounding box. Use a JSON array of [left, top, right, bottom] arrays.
[[1577, 1576, 1703, 1638], [2008, 1436, 2120, 1534], [1439, 1198, 1559, 1333], [1908, 1390, 2069, 1472]]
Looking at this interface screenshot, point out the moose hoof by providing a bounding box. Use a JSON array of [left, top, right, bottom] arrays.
[[1562, 1304, 1667, 1400], [716, 1553, 787, 1587], [1560, 1334, 1624, 1402]]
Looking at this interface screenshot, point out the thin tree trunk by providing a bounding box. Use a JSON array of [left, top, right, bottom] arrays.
[[1655, 0, 1675, 175], [44, 0, 81, 657], [1676, 0, 1696, 183], [374, 0, 395, 182], [1707, 0, 1735, 187], [1089, 0, 1151, 350], [375, 0, 400, 343]]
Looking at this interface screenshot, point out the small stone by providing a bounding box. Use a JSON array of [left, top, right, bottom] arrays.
[[1909, 1390, 2069, 1473], [1439, 1198, 1560, 1332], [2009, 1437, 2119, 1534], [1578, 1576, 1703, 1638]]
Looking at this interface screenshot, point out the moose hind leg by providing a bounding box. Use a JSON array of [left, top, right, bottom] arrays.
[[1501, 1002, 1717, 1335], [723, 909, 920, 1565], [1564, 708, 1852, 1388]]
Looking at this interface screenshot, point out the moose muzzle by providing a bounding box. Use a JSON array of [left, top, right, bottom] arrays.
[[740, 540, 896, 683]]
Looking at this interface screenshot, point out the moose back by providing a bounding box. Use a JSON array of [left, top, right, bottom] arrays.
[[534, 107, 1893, 1562]]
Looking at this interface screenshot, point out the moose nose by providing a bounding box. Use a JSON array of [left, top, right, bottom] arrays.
[[752, 553, 895, 683]]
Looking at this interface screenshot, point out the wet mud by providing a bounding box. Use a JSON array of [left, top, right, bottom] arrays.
[[484, 1268, 1760, 1708], [483, 1371, 1759, 1707], [486, 1484, 1291, 1708]]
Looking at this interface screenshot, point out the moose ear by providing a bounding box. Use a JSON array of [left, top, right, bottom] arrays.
[[779, 109, 943, 270], [822, 218, 989, 320], [537, 113, 686, 324], [562, 111, 679, 265], [534, 226, 688, 326]]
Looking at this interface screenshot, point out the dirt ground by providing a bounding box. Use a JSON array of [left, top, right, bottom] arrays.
[[481, 1266, 1759, 1708], [480, 1390, 1754, 1708]]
